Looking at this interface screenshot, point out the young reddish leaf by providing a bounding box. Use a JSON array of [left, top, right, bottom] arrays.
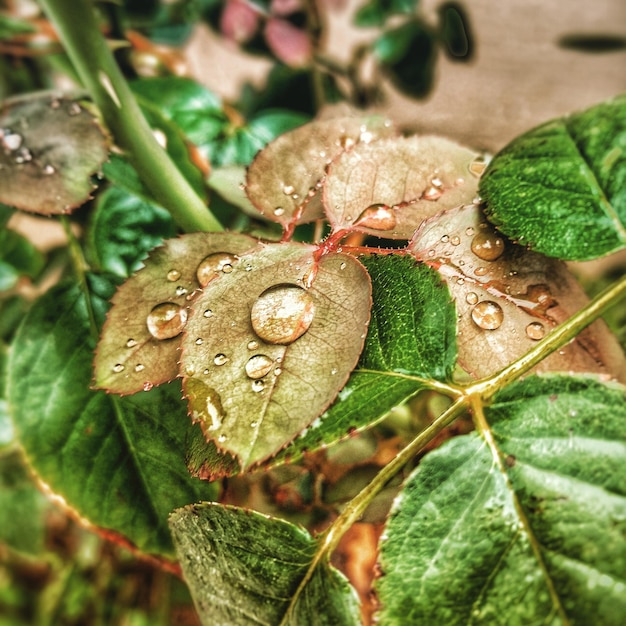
[[180, 242, 372, 472], [409, 204, 626, 380], [0, 92, 109, 215], [245, 116, 396, 230], [265, 17, 312, 67], [93, 232, 258, 395], [323, 135, 482, 239]]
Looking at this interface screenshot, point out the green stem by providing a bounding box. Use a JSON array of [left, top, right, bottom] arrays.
[[279, 397, 468, 625], [38, 0, 223, 233], [466, 272, 626, 399]]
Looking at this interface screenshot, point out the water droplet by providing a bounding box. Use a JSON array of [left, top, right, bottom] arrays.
[[134, 363, 145, 372], [274, 207, 285, 217], [245, 354, 274, 379], [67, 102, 82, 116], [251, 379, 265, 392], [203, 309, 213, 318], [175, 286, 188, 297], [282, 184, 295, 195], [247, 340, 259, 350], [126, 338, 138, 348], [113, 363, 125, 373], [251, 285, 315, 345], [146, 302, 188, 340], [469, 156, 487, 177], [471, 301, 504, 330], [214, 353, 228, 366], [203, 368, 210, 375], [456, 277, 465, 285], [422, 185, 443, 201], [466, 292, 479, 305], [2, 131, 22, 151], [524, 284, 557, 315], [471, 231, 505, 261], [196, 252, 238, 287], [474, 266, 488, 277], [340, 262, 347, 270], [195, 338, 203, 345], [526, 322, 546, 340], [143, 381, 153, 392], [355, 203, 396, 231], [14, 147, 32, 163], [465, 227, 475, 236], [167, 269, 181, 282], [274, 367, 282, 376], [441, 235, 450, 243], [42, 164, 55, 175], [250, 420, 259, 428], [451, 235, 461, 246], [217, 434, 227, 442], [331, 368, 338, 375]]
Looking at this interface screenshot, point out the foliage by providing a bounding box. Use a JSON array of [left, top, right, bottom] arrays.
[[0, 1, 625, 625]]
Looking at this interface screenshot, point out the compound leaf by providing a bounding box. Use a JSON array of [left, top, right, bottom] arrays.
[[377, 375, 626, 625], [479, 94, 626, 260], [169, 503, 360, 626]]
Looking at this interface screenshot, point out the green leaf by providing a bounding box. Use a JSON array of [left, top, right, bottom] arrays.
[[323, 135, 481, 238], [94, 232, 258, 395], [377, 375, 626, 625], [87, 186, 176, 278], [0, 228, 45, 290], [0, 92, 109, 214], [169, 503, 360, 626], [273, 255, 457, 464], [374, 20, 438, 98], [354, 0, 417, 28], [7, 280, 218, 556], [180, 244, 371, 471], [438, 1, 474, 60], [480, 94, 626, 260]]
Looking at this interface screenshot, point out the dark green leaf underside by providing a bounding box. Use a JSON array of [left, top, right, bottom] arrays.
[[169, 503, 360, 626], [480, 94, 626, 260], [377, 375, 626, 625], [7, 281, 217, 556]]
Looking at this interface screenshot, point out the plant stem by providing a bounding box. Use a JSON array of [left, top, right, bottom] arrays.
[[38, 0, 223, 233], [279, 397, 468, 625], [466, 272, 626, 399]]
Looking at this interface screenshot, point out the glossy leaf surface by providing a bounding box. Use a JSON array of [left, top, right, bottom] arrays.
[[169, 503, 360, 626], [0, 93, 109, 214], [94, 232, 258, 395], [7, 280, 218, 556], [377, 375, 626, 625], [180, 243, 372, 470], [480, 94, 626, 260]]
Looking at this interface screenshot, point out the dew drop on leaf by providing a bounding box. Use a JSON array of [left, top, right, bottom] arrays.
[[42, 164, 55, 175], [167, 269, 181, 282], [126, 338, 138, 348], [203, 309, 213, 318], [113, 363, 125, 373], [2, 130, 23, 151], [471, 230, 505, 261], [175, 286, 188, 296], [214, 353, 228, 366], [274, 207, 285, 216], [146, 302, 188, 340], [245, 355, 274, 379], [134, 364, 145, 372], [282, 184, 295, 195], [247, 340, 259, 351], [471, 301, 504, 330], [250, 285, 315, 345], [251, 380, 265, 392], [525, 322, 546, 340], [196, 252, 239, 287], [466, 292, 479, 305], [355, 203, 397, 231]]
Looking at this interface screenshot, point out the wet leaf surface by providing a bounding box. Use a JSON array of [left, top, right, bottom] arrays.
[[323, 136, 481, 238], [245, 116, 396, 229], [8, 280, 218, 556], [409, 204, 626, 380], [0, 92, 109, 214], [180, 242, 372, 471], [377, 375, 626, 625], [169, 503, 360, 626], [480, 94, 626, 260], [93, 232, 258, 395]]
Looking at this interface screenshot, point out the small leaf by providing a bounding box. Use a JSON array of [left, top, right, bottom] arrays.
[[0, 228, 45, 290], [438, 1, 474, 60], [93, 232, 258, 395], [0, 92, 109, 214], [479, 93, 626, 260], [377, 375, 626, 625], [245, 116, 396, 229], [87, 186, 176, 278], [169, 503, 361, 626], [409, 204, 626, 380], [7, 280, 218, 556], [180, 243, 372, 471], [273, 255, 457, 464], [323, 135, 481, 238]]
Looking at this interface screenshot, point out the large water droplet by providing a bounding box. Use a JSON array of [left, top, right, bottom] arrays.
[[245, 354, 274, 379], [251, 285, 315, 345], [146, 302, 188, 339], [196, 252, 238, 287], [471, 231, 505, 261], [471, 301, 504, 330], [526, 322, 546, 340], [355, 203, 397, 231]]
